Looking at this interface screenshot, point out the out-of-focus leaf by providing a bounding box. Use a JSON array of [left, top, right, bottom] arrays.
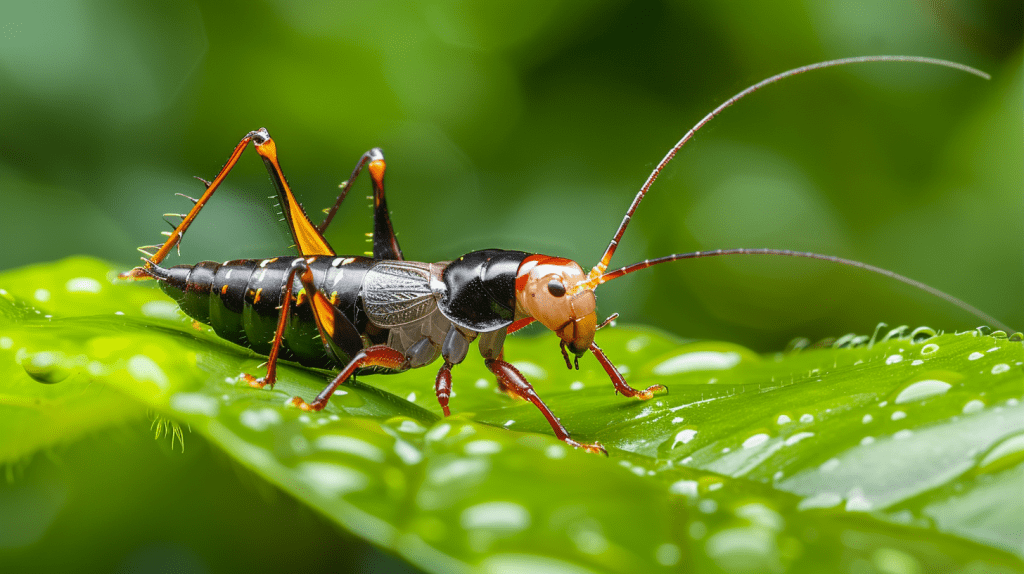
[[2, 258, 1022, 573]]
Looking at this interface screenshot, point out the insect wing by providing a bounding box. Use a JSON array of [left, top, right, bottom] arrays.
[[362, 261, 438, 327]]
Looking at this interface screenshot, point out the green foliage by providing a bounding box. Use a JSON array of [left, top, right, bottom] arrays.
[[1, 258, 1022, 573]]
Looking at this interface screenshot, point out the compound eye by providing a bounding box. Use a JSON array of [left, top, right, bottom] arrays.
[[547, 279, 566, 297]]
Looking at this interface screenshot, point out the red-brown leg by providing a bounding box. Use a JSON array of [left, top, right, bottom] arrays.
[[291, 345, 406, 411], [486, 358, 606, 455], [589, 342, 667, 400], [435, 362, 453, 416]]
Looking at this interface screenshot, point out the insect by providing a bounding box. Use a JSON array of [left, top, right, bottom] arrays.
[[122, 56, 1004, 454]]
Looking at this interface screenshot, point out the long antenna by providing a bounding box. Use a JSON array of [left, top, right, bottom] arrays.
[[594, 248, 1012, 333], [585, 55, 990, 285]]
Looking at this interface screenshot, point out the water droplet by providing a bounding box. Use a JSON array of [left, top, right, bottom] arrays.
[[704, 526, 776, 572], [860, 436, 875, 446], [872, 547, 922, 574], [742, 433, 769, 449], [894, 379, 951, 404], [141, 300, 181, 320], [886, 354, 903, 365], [429, 458, 488, 485], [976, 431, 1024, 474], [126, 355, 168, 390], [626, 336, 650, 353], [799, 413, 814, 423], [655, 543, 681, 566], [784, 432, 814, 446], [21, 351, 72, 384], [911, 359, 923, 366], [845, 487, 872, 511], [464, 440, 502, 456], [671, 416, 684, 424], [394, 440, 422, 465], [511, 361, 546, 379], [297, 462, 368, 497], [460, 502, 530, 532], [0, 337, 12, 350], [170, 393, 219, 416], [862, 414, 873, 424], [653, 351, 741, 375], [891, 410, 907, 421], [919, 343, 939, 355], [672, 428, 698, 448], [962, 399, 985, 414], [968, 352, 984, 361], [33, 288, 50, 302], [474, 378, 489, 389], [798, 492, 842, 510], [735, 502, 784, 531], [893, 429, 913, 440], [669, 479, 699, 498], [776, 414, 791, 425], [544, 445, 566, 459], [991, 363, 1010, 375], [879, 401, 888, 407], [405, 391, 417, 402], [819, 458, 840, 472], [721, 447, 731, 454], [314, 435, 385, 462], [65, 277, 102, 293], [698, 499, 717, 514], [239, 408, 281, 431]]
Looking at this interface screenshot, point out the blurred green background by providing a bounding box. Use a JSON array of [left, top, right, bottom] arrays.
[[1, 0, 1021, 351], [0, 1, 1021, 573]]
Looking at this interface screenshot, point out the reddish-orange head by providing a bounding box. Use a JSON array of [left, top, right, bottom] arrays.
[[515, 255, 597, 356]]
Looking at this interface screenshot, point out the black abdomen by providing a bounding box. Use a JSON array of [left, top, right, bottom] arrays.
[[157, 256, 378, 369]]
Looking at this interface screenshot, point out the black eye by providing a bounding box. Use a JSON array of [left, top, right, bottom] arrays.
[[547, 280, 566, 297]]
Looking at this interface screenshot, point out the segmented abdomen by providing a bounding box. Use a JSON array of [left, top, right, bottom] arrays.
[[157, 257, 376, 369]]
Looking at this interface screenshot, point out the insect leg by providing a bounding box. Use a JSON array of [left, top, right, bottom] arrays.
[[319, 148, 404, 261], [250, 129, 336, 258], [241, 260, 309, 389], [121, 131, 260, 279], [435, 326, 474, 416], [589, 342, 666, 400], [486, 358, 606, 455], [290, 345, 407, 411]]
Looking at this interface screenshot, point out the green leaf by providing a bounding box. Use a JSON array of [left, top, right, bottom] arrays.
[[2, 257, 1022, 573]]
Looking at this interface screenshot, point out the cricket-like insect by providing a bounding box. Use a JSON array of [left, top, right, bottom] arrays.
[[122, 56, 1004, 454]]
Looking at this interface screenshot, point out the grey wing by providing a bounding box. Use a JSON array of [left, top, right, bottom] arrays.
[[361, 261, 440, 328]]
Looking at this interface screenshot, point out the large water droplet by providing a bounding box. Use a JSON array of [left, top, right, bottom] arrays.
[[894, 378, 952, 405], [21, 351, 72, 384], [672, 428, 698, 448], [975, 431, 1024, 474], [653, 351, 742, 375]]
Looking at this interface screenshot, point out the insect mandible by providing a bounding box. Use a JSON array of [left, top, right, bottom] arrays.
[[121, 56, 1005, 455]]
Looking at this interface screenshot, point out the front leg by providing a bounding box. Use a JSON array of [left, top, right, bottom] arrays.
[[589, 342, 667, 400], [486, 358, 606, 455], [478, 328, 605, 454]]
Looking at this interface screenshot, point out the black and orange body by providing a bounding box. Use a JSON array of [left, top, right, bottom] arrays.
[[124, 58, 1001, 455]]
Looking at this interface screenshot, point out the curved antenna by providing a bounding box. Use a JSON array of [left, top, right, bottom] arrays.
[[585, 55, 990, 284], [594, 248, 1012, 333]]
